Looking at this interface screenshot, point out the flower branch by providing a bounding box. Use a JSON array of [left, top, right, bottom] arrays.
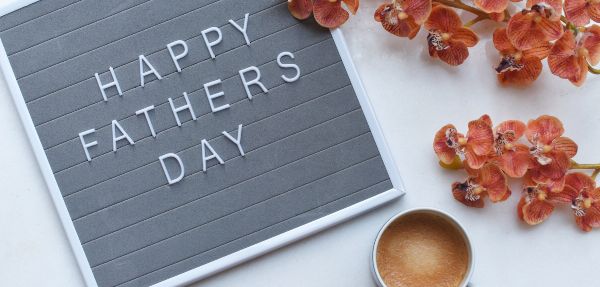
[[589, 63, 600, 75], [571, 161, 600, 170], [464, 15, 488, 27], [288, 0, 600, 87], [433, 0, 490, 19], [434, 115, 600, 232], [592, 169, 600, 180]]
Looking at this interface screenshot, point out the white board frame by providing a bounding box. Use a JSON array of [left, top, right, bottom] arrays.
[[0, 2, 405, 286]]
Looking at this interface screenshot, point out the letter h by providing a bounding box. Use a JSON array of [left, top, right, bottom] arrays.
[[95, 67, 123, 102]]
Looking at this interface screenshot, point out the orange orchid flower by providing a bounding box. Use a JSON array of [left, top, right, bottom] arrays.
[[288, 0, 359, 28], [563, 173, 600, 232], [433, 115, 494, 170], [435, 116, 600, 231], [548, 26, 600, 86], [565, 0, 600, 26], [518, 172, 572, 225], [452, 163, 511, 208], [526, 115, 578, 191], [474, 0, 510, 13], [507, 4, 563, 50], [493, 28, 552, 85], [489, 11, 509, 22], [489, 119, 532, 177], [374, 0, 432, 39], [434, 124, 464, 165], [526, 0, 564, 16], [424, 5, 479, 66]]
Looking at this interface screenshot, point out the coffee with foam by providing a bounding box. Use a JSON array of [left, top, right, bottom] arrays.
[[376, 212, 470, 287]]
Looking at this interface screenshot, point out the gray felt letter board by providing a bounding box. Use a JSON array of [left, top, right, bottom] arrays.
[[0, 0, 403, 286]]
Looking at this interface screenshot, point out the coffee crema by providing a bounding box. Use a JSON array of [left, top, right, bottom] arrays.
[[376, 212, 469, 287]]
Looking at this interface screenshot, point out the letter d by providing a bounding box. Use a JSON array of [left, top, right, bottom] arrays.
[[159, 153, 185, 185]]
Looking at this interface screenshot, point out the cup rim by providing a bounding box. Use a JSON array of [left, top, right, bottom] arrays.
[[371, 207, 475, 287]]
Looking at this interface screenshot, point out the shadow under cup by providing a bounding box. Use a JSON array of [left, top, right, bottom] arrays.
[[371, 209, 474, 287]]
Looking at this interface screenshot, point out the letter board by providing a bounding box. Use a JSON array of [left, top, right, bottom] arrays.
[[0, 1, 404, 286]]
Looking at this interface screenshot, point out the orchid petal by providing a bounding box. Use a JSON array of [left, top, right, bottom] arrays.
[[467, 119, 494, 156], [497, 57, 543, 85], [498, 145, 531, 178], [590, 188, 600, 201], [517, 196, 526, 221], [547, 186, 578, 203], [313, 0, 350, 29], [537, 151, 570, 181], [434, 124, 459, 164], [576, 216, 593, 232], [507, 12, 548, 50], [526, 115, 565, 145], [496, 120, 526, 140], [479, 164, 510, 202], [565, 0, 591, 26], [493, 28, 516, 53], [452, 27, 479, 47], [342, 0, 359, 14], [507, 12, 562, 50], [465, 147, 489, 169], [452, 182, 485, 208], [489, 12, 507, 22], [548, 29, 589, 86], [583, 25, 600, 66], [522, 42, 552, 59], [375, 4, 421, 39], [404, 0, 433, 24], [425, 5, 462, 33], [530, 166, 567, 192], [475, 0, 510, 13], [575, 206, 600, 232], [435, 43, 470, 65], [522, 198, 555, 225], [536, 16, 563, 41], [528, 0, 563, 15], [565, 172, 596, 193], [546, 176, 567, 192], [589, 3, 600, 22], [479, 114, 493, 127], [553, 137, 578, 158], [288, 0, 314, 20]]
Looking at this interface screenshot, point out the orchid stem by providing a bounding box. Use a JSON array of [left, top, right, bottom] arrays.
[[433, 0, 490, 20], [569, 162, 600, 180], [465, 15, 486, 27], [503, 9, 511, 21], [570, 161, 600, 170], [589, 63, 600, 75], [592, 169, 600, 181]]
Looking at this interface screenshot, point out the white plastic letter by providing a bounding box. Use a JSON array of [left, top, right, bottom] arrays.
[[201, 27, 223, 59], [223, 124, 245, 157], [79, 129, 97, 162], [229, 13, 250, 45], [168, 92, 197, 127], [95, 67, 122, 102], [167, 40, 189, 73], [136, 105, 157, 138], [277, 52, 301, 83], [139, 55, 162, 87], [159, 153, 185, 185], [204, 79, 230, 113], [112, 120, 135, 152], [239, 66, 268, 100], [201, 139, 224, 172]]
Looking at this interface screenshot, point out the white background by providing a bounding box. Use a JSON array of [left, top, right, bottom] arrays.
[[1, 0, 599, 286]]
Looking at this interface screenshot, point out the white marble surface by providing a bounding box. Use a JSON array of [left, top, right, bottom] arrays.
[[1, 0, 600, 286]]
